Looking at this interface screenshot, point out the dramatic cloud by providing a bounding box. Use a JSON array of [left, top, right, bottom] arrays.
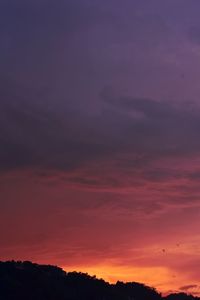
[[1, 0, 200, 296]]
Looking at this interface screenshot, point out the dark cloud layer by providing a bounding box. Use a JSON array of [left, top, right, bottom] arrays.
[[1, 86, 200, 185], [1, 0, 200, 183]]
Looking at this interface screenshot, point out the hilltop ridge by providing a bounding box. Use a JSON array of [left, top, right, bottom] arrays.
[[0, 261, 198, 300]]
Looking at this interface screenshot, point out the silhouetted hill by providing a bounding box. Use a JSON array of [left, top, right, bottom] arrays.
[[0, 261, 198, 300], [164, 294, 200, 300]]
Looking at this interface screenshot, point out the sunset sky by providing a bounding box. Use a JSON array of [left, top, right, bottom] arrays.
[[1, 0, 200, 296]]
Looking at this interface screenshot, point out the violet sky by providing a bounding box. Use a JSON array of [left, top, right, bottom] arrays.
[[1, 0, 200, 295]]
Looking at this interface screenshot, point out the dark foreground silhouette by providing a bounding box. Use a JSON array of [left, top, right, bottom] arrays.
[[0, 261, 198, 300]]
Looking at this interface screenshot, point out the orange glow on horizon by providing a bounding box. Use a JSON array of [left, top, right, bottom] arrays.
[[63, 264, 184, 295]]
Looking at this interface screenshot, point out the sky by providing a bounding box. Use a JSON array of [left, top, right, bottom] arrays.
[[1, 0, 200, 295]]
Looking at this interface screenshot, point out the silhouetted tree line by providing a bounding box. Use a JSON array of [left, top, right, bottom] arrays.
[[0, 261, 199, 300]]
